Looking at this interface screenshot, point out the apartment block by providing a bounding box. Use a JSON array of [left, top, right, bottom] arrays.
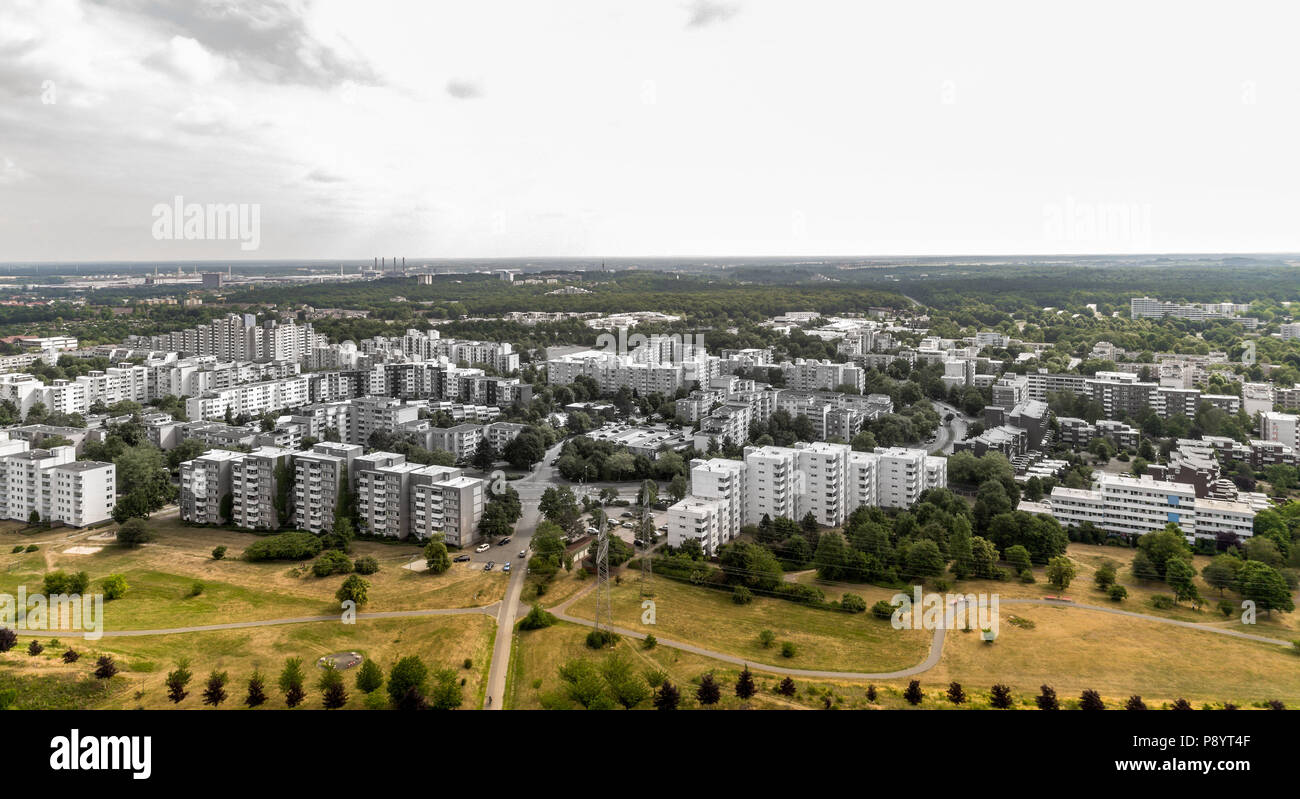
[[230, 446, 295, 531], [179, 449, 242, 525], [0, 443, 115, 527]]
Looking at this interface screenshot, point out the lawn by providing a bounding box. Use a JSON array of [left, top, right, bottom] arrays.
[[0, 517, 507, 631], [564, 573, 931, 673], [507, 620, 814, 710], [1, 613, 497, 710]]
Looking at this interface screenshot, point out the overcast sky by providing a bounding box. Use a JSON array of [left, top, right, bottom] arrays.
[[3, 0, 1300, 262]]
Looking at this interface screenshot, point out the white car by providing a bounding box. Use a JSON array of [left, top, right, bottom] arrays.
[[475, 543, 491, 553]]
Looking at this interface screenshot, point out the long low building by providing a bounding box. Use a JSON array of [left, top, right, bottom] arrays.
[[1048, 472, 1254, 543]]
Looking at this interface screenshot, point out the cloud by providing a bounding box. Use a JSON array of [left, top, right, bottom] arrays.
[[445, 79, 483, 100], [305, 168, 345, 183], [101, 0, 381, 88], [145, 35, 232, 83], [685, 0, 739, 28], [0, 157, 31, 186]]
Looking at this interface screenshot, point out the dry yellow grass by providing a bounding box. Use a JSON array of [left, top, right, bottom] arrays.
[[3, 614, 496, 709]]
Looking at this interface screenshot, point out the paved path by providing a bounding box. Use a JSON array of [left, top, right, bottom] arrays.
[[21, 604, 498, 638], [550, 593, 1293, 680]]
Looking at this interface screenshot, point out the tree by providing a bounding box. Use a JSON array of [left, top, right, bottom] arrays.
[[778, 677, 796, 697], [668, 473, 688, 503], [903, 680, 923, 706], [1045, 556, 1076, 590], [356, 659, 384, 694], [61, 648, 79, 663], [949, 516, 973, 579], [1093, 562, 1117, 590], [1237, 560, 1295, 615], [1004, 545, 1032, 574], [735, 666, 756, 700], [115, 518, 156, 547], [758, 629, 775, 648], [1036, 684, 1059, 710], [1080, 689, 1105, 710], [319, 665, 348, 709], [93, 655, 119, 680], [211, 545, 227, 561], [1125, 695, 1147, 711], [0, 628, 15, 653], [111, 444, 174, 522], [428, 668, 464, 711], [336, 575, 369, 606], [245, 670, 268, 707], [654, 680, 680, 710], [990, 684, 1013, 709], [946, 682, 966, 705], [904, 539, 945, 580], [387, 655, 429, 706], [1164, 557, 1199, 604], [165, 659, 193, 704], [423, 536, 451, 574], [27, 640, 42, 656], [1202, 555, 1240, 595], [279, 657, 306, 708], [519, 603, 558, 630], [1136, 524, 1192, 580], [202, 671, 229, 707], [471, 438, 498, 472]]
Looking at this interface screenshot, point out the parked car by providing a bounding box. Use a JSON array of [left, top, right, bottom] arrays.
[[518, 549, 527, 559], [658, 524, 668, 532], [453, 554, 471, 563], [633, 538, 644, 548], [475, 543, 491, 553], [622, 521, 634, 528], [498, 537, 511, 546], [484, 561, 495, 571], [503, 562, 511, 572]]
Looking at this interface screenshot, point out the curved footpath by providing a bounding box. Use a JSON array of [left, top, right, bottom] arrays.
[[25, 594, 1292, 683]]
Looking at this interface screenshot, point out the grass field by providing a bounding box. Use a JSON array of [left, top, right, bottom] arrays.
[[2, 614, 496, 709], [565, 573, 931, 672], [0, 517, 507, 631]]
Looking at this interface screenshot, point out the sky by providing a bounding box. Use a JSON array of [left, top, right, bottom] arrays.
[[2, 0, 1300, 262]]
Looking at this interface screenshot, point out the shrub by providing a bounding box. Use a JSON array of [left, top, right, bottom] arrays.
[[1036, 684, 1059, 710], [732, 585, 753, 605], [643, 634, 657, 650], [840, 593, 867, 613], [1108, 584, 1128, 602], [10, 545, 21, 553], [871, 599, 895, 619], [356, 660, 384, 694], [116, 518, 156, 546], [946, 682, 966, 705], [585, 629, 619, 649], [94, 655, 119, 680], [1126, 695, 1147, 711], [211, 545, 227, 560], [780, 641, 797, 659], [1150, 595, 1176, 610], [1171, 698, 1193, 710], [990, 684, 1013, 709], [354, 555, 380, 575], [186, 581, 204, 598], [24, 545, 36, 553], [903, 680, 923, 706], [0, 628, 15, 652], [336, 575, 369, 606], [101, 574, 128, 601], [61, 648, 79, 663], [758, 629, 775, 648], [313, 549, 354, 577], [518, 603, 557, 630], [1079, 689, 1105, 710], [27, 640, 43, 656], [243, 532, 322, 562], [779, 677, 796, 697], [776, 583, 824, 604], [1019, 569, 1036, 584]]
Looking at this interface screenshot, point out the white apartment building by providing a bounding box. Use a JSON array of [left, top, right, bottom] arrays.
[[743, 445, 800, 523], [355, 452, 421, 539], [1260, 411, 1299, 449], [0, 443, 115, 527], [180, 449, 243, 525], [1048, 472, 1253, 542], [292, 445, 354, 534], [666, 496, 725, 555], [687, 457, 746, 546], [409, 466, 484, 546], [185, 375, 310, 421]]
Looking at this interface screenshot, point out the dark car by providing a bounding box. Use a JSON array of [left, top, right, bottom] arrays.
[[483, 561, 495, 571], [497, 537, 511, 546], [453, 554, 471, 563]]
